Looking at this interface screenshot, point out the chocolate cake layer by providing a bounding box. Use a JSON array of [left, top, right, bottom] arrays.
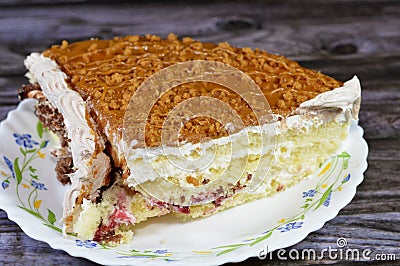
[[19, 83, 73, 184]]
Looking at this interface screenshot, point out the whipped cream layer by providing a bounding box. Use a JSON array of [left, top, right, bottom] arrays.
[[124, 76, 361, 187], [25, 53, 97, 221]]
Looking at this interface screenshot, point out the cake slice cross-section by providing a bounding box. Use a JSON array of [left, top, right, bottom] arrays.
[[21, 33, 361, 245]]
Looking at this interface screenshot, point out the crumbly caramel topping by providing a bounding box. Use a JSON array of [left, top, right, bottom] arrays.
[[43, 33, 342, 147]]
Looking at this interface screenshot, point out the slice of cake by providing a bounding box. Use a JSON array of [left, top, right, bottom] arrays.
[[20, 33, 361, 244]]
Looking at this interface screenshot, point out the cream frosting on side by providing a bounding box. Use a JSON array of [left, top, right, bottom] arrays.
[[24, 53, 96, 223], [297, 76, 361, 119]]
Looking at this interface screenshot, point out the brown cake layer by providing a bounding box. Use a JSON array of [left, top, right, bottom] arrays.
[[43, 34, 342, 148], [19, 84, 73, 184]]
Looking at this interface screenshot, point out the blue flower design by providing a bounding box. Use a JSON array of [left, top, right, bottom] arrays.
[[302, 189, 316, 198], [342, 174, 351, 183], [154, 249, 168, 254], [42, 140, 49, 148], [323, 191, 332, 207], [2, 180, 9, 190], [31, 180, 47, 191], [278, 221, 303, 232], [3, 156, 15, 179], [13, 133, 39, 148], [76, 239, 97, 248]]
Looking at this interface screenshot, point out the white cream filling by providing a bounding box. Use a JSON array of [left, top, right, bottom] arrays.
[[124, 116, 309, 186], [24, 53, 96, 222], [124, 77, 361, 186]]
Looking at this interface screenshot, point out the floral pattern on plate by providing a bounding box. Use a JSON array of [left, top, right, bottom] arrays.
[[0, 99, 368, 266], [1, 119, 60, 233]]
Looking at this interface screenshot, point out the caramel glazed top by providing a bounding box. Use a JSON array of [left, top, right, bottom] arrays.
[[43, 33, 342, 148]]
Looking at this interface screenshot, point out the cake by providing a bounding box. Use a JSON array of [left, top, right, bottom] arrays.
[[19, 33, 361, 244]]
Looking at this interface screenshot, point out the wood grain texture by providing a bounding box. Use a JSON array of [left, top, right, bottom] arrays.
[[0, 1, 399, 265]]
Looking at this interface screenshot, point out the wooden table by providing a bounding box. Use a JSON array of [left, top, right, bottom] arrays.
[[0, 1, 399, 265]]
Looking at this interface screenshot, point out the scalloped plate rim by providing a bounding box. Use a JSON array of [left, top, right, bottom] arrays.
[[0, 99, 368, 266]]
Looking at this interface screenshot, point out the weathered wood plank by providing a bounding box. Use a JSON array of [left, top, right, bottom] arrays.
[[0, 2, 398, 74], [2, 209, 399, 265], [0, 232, 97, 265], [367, 139, 400, 161]]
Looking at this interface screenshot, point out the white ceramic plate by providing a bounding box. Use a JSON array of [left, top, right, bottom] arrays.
[[0, 99, 368, 265]]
